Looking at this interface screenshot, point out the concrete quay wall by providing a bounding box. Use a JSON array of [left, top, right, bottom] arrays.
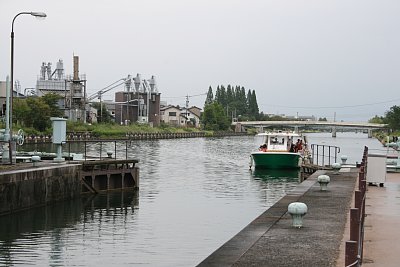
[[0, 164, 81, 216], [198, 169, 358, 267]]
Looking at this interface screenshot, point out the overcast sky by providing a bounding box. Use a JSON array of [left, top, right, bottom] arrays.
[[1, 0, 399, 122]]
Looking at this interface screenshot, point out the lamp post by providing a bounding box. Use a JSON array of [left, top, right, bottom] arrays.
[[8, 11, 46, 163]]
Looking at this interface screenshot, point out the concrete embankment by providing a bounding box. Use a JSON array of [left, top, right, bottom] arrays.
[[0, 160, 139, 216], [197, 169, 357, 267], [0, 163, 81, 216]]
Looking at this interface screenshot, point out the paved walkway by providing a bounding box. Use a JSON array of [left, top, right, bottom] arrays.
[[197, 170, 357, 267], [363, 172, 400, 267]]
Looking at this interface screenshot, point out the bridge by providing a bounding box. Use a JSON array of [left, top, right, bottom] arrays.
[[231, 121, 387, 138]]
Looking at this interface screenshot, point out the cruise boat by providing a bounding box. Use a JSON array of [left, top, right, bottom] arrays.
[[250, 131, 309, 169]]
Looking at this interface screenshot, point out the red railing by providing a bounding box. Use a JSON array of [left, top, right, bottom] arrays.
[[345, 146, 368, 267]]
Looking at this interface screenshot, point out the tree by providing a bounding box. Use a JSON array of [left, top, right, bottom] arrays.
[[246, 89, 252, 114], [226, 85, 233, 106], [318, 117, 328, 121], [205, 86, 214, 105], [13, 94, 62, 132], [13, 98, 31, 127], [385, 105, 400, 130], [217, 85, 226, 106], [42, 93, 63, 118], [368, 115, 384, 124], [91, 102, 112, 123], [26, 97, 52, 131], [202, 102, 230, 131]]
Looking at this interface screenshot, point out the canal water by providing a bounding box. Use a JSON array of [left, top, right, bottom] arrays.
[[0, 132, 384, 266]]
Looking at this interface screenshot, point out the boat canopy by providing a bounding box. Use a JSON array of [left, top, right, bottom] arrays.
[[256, 131, 304, 152]]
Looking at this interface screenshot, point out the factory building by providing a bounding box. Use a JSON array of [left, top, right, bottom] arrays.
[[114, 74, 161, 126], [35, 56, 88, 122]]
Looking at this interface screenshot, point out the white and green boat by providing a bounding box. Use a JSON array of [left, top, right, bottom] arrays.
[[250, 131, 309, 169]]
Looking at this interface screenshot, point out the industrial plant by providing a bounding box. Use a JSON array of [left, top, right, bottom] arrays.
[[33, 56, 162, 126]]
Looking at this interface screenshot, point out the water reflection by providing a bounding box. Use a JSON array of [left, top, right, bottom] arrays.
[[250, 169, 301, 209], [0, 191, 138, 266], [252, 168, 301, 182]]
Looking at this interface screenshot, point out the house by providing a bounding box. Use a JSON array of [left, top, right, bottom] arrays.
[[160, 105, 182, 126], [188, 106, 201, 118], [160, 105, 201, 127], [181, 107, 201, 127]]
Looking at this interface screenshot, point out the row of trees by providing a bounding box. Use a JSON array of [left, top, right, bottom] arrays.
[[202, 85, 261, 130], [11, 93, 114, 132], [205, 85, 260, 120], [369, 105, 400, 131]]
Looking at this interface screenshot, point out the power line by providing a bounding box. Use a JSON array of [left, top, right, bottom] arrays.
[[162, 93, 207, 99], [260, 97, 400, 109]]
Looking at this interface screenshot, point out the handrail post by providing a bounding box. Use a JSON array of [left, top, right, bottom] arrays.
[[114, 141, 117, 159], [355, 190, 362, 210], [328, 146, 331, 165], [345, 241, 358, 267], [350, 208, 360, 242]]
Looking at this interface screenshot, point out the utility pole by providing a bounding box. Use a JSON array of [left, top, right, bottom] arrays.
[[185, 94, 189, 126]]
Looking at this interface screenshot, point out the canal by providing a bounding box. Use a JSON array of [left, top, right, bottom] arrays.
[[0, 132, 384, 266]]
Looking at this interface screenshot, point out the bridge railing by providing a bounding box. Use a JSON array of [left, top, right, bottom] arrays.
[[310, 144, 340, 166]]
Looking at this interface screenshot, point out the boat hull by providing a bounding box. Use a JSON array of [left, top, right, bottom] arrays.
[[251, 152, 301, 169]]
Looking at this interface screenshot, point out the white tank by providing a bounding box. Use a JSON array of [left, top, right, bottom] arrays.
[[150, 75, 156, 92], [134, 73, 141, 92]]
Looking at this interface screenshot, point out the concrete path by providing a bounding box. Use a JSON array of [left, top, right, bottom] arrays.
[[363, 172, 400, 267], [197, 170, 357, 267]]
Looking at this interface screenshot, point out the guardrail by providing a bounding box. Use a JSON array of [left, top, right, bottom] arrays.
[[345, 146, 368, 267], [66, 140, 131, 161], [310, 144, 340, 166]]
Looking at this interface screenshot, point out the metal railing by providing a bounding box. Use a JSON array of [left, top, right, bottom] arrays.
[[310, 144, 340, 166], [66, 140, 131, 161], [345, 146, 368, 267]]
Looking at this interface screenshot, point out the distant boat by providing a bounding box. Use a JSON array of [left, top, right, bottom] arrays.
[[250, 131, 310, 169]]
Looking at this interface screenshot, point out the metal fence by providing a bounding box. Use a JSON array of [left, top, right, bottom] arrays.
[[66, 140, 132, 161], [345, 146, 368, 267], [310, 144, 340, 166]]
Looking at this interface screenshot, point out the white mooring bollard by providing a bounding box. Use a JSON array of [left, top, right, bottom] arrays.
[[317, 174, 330, 191], [332, 162, 341, 174], [340, 155, 348, 165], [31, 155, 41, 167], [288, 202, 308, 228]]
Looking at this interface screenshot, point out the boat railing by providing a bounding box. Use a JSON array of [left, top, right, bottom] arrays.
[[310, 144, 340, 167]]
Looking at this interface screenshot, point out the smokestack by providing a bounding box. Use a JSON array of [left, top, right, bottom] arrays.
[[73, 56, 79, 80]]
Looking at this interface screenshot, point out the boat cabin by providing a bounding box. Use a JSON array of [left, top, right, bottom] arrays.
[[258, 132, 304, 153]]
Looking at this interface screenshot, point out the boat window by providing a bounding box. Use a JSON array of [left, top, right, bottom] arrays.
[[270, 136, 284, 145]]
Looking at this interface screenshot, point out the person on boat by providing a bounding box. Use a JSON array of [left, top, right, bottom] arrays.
[[289, 143, 296, 152], [296, 139, 303, 152], [259, 144, 267, 152]]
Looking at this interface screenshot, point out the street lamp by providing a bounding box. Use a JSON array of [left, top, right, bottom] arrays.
[[8, 11, 46, 162]]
